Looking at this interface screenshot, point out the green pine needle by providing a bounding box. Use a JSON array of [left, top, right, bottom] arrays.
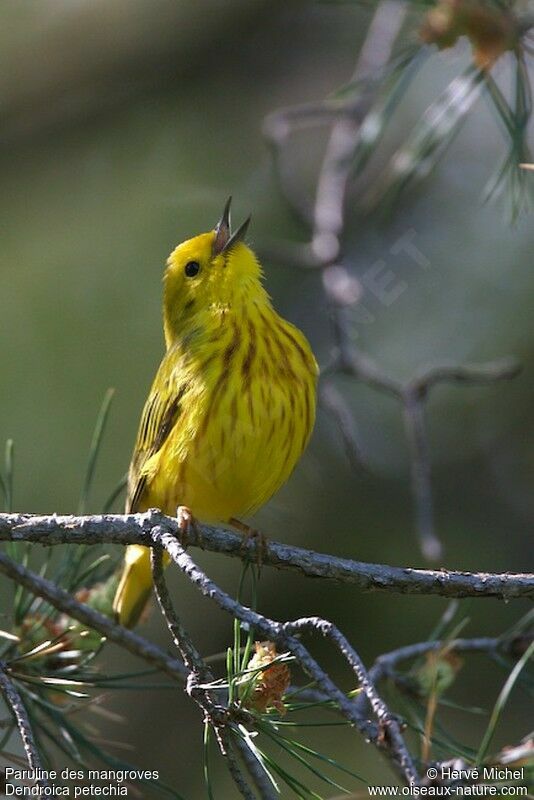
[[78, 388, 115, 516], [477, 639, 534, 764]]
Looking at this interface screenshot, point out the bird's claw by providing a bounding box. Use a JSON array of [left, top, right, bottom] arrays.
[[230, 518, 267, 569], [176, 505, 198, 548], [176, 506, 207, 550]]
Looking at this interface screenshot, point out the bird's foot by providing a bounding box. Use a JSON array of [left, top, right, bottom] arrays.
[[230, 518, 267, 568], [176, 505, 200, 548]]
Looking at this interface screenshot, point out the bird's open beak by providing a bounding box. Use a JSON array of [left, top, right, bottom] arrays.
[[213, 196, 232, 255], [212, 196, 251, 256]]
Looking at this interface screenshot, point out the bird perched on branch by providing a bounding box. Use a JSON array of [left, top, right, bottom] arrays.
[[113, 199, 318, 627]]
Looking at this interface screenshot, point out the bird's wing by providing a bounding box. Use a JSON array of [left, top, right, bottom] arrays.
[[126, 375, 187, 513]]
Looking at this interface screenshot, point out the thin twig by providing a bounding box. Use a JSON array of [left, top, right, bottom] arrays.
[[290, 634, 530, 718], [312, 0, 407, 261], [233, 735, 278, 800], [218, 731, 257, 800], [338, 353, 521, 561], [402, 389, 441, 561], [151, 547, 257, 798], [357, 636, 521, 711], [0, 662, 46, 785], [150, 547, 206, 676], [320, 381, 367, 470], [282, 616, 418, 783]]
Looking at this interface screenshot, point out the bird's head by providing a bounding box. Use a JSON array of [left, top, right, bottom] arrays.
[[163, 198, 266, 346]]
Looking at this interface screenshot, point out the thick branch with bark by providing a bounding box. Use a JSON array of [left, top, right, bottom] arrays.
[[0, 511, 532, 599]]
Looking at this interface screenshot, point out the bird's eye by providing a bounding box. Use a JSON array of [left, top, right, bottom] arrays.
[[184, 261, 200, 278]]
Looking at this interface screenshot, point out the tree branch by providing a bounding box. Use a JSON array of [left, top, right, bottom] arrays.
[[0, 550, 186, 681], [1, 511, 532, 599]]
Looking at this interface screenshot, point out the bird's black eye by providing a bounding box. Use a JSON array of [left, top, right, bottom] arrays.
[[185, 261, 200, 278]]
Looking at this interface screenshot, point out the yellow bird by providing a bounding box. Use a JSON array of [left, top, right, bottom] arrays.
[[113, 199, 318, 627]]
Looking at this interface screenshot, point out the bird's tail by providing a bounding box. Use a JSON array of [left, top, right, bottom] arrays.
[[113, 544, 169, 628]]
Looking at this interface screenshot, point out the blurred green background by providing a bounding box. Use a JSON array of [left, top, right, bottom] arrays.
[[0, 0, 532, 795]]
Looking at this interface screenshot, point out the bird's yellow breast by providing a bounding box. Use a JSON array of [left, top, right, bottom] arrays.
[[136, 305, 317, 523], [114, 218, 319, 629]]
